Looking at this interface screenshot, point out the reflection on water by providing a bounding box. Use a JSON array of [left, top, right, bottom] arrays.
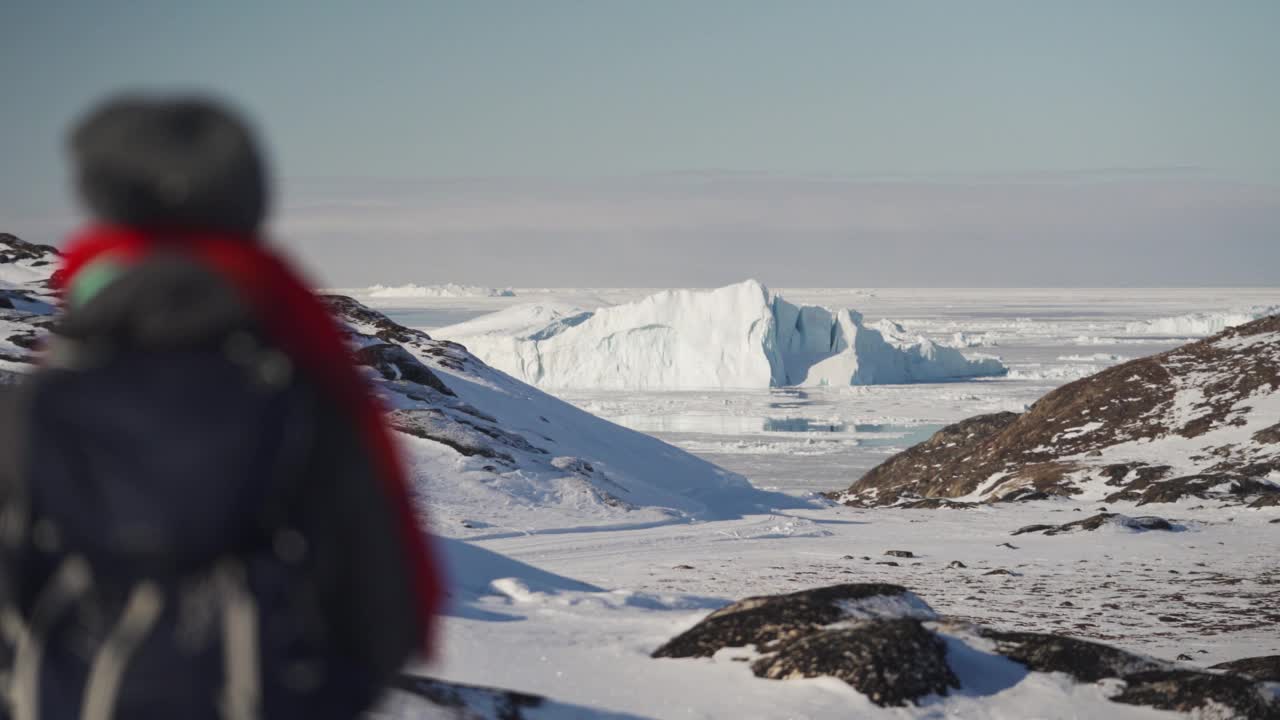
[[762, 418, 846, 433], [380, 307, 491, 331], [609, 413, 941, 447]]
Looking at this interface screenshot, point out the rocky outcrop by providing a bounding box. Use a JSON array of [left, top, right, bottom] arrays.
[[1112, 670, 1280, 719], [654, 584, 1280, 717], [1210, 654, 1280, 682], [653, 584, 951, 707], [832, 315, 1280, 507], [983, 634, 1280, 719], [324, 302, 576, 475], [752, 619, 958, 707], [384, 674, 646, 720], [834, 412, 1020, 505], [390, 675, 543, 719], [652, 583, 934, 659], [1010, 513, 1176, 536], [977, 629, 1163, 681], [0, 233, 58, 267], [355, 342, 455, 396], [323, 294, 435, 348]]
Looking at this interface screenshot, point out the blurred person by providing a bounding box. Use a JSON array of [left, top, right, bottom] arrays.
[[0, 96, 442, 719]]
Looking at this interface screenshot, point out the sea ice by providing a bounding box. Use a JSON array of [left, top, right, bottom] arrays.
[[363, 283, 517, 298]]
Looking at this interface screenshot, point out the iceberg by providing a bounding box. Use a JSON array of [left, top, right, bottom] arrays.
[[437, 280, 1006, 390], [1124, 306, 1280, 337]]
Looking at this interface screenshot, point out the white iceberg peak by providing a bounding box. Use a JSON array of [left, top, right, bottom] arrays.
[[438, 281, 1006, 390]]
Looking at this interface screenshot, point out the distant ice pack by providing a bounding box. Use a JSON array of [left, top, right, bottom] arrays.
[[436, 280, 1007, 390], [363, 283, 516, 299]]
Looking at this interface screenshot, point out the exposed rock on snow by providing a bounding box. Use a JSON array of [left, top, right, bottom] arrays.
[[377, 674, 644, 720], [655, 583, 1280, 717], [652, 584, 952, 707], [752, 619, 959, 708], [976, 630, 1280, 718], [976, 629, 1165, 682], [1110, 669, 1280, 719], [361, 283, 516, 299], [324, 294, 445, 348], [436, 280, 1006, 390], [651, 583, 936, 659], [383, 675, 544, 719], [355, 342, 456, 395], [833, 314, 1280, 507], [1010, 513, 1176, 536], [1210, 655, 1280, 682]]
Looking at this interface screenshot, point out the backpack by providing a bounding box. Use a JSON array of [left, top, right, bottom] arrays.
[[0, 253, 421, 720]]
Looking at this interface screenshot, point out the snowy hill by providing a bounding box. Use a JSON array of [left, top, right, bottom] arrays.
[[324, 295, 800, 527], [834, 313, 1280, 508], [436, 280, 1006, 390]]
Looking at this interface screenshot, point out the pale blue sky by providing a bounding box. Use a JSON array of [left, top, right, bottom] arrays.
[[2, 1, 1278, 285]]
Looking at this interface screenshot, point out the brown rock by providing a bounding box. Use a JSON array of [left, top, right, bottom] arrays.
[[651, 584, 926, 659], [751, 619, 959, 707], [1210, 654, 1280, 682], [1113, 669, 1280, 719], [981, 629, 1163, 682]]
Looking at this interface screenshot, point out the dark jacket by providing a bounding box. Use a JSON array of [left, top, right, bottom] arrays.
[[0, 254, 423, 720]]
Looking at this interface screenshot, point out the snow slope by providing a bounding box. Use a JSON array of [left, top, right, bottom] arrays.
[[437, 280, 1006, 390], [337, 297, 813, 527]]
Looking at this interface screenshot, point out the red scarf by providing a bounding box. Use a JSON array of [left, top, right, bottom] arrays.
[[57, 225, 443, 654]]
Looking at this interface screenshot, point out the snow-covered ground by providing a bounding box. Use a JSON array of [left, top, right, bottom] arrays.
[[349, 285, 1280, 718], [419, 500, 1278, 719]]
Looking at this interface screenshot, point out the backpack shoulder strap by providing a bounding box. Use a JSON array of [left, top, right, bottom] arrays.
[[0, 380, 33, 599]]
